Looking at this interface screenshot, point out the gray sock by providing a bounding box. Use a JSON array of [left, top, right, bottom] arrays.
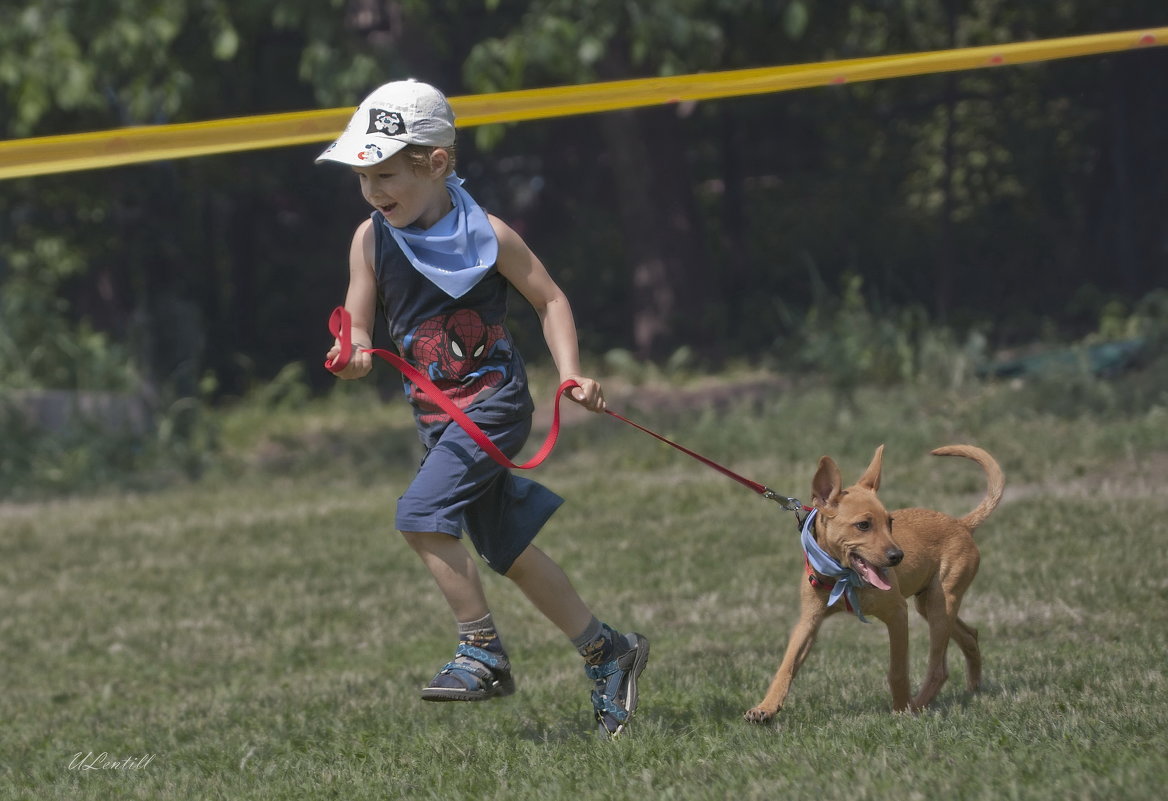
[[458, 612, 495, 637], [571, 616, 603, 651], [573, 616, 620, 665], [457, 612, 503, 653]]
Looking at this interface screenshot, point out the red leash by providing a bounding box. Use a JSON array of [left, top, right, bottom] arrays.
[[325, 306, 805, 509], [325, 306, 569, 469]]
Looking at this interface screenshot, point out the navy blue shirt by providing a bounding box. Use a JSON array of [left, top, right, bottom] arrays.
[[372, 214, 535, 444]]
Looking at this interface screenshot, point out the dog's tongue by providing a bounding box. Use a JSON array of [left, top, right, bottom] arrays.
[[852, 557, 892, 591]]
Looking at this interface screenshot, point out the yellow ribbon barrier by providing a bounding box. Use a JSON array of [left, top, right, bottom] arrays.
[[1, 27, 1163, 181]]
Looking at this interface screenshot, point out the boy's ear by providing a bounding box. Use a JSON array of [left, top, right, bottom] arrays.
[[429, 147, 450, 177]]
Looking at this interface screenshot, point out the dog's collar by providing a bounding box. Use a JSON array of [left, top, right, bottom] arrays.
[[800, 509, 869, 622], [803, 553, 857, 616]]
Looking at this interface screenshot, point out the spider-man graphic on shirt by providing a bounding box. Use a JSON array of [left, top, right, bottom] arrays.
[[401, 309, 511, 424]]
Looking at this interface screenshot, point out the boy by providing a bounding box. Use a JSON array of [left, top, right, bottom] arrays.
[[319, 79, 648, 738]]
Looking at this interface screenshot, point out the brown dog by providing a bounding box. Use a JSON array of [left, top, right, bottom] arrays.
[[744, 444, 1004, 723]]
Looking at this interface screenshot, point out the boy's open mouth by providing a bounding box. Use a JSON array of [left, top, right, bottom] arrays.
[[849, 553, 892, 590]]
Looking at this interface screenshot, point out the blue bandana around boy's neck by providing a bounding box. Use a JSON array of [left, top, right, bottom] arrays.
[[382, 173, 498, 298], [800, 508, 869, 622]]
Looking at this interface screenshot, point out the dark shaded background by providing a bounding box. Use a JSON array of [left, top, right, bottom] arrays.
[[1, 1, 1165, 400]]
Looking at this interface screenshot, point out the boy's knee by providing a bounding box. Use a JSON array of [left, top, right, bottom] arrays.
[[502, 544, 532, 576], [504, 545, 562, 583], [400, 529, 456, 554]]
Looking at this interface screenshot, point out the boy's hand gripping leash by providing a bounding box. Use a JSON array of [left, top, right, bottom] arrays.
[[325, 306, 807, 513]]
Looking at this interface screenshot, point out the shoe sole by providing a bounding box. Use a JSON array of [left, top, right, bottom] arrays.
[[420, 672, 516, 702], [599, 634, 650, 739]]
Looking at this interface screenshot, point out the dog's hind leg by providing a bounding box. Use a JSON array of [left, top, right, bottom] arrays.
[[951, 616, 981, 691]]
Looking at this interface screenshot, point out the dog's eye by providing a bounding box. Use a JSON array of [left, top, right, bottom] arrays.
[[855, 520, 871, 532]]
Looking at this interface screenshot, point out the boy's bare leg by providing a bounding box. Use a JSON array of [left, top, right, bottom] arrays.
[[400, 530, 490, 622], [507, 544, 650, 738], [505, 544, 594, 640], [405, 530, 516, 701]]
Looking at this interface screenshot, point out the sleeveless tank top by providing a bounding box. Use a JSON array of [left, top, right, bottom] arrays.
[[372, 214, 535, 440]]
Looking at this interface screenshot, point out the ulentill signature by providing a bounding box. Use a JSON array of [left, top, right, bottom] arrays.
[[68, 752, 158, 771]]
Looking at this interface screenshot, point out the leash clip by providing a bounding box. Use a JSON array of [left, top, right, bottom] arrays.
[[761, 489, 805, 513]]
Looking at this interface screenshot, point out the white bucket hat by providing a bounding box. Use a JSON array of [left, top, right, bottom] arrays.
[[315, 79, 456, 166]]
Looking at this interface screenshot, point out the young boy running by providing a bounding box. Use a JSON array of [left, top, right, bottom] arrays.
[[319, 79, 648, 738]]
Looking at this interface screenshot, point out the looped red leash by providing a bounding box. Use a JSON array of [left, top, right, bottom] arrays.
[[325, 306, 572, 469], [325, 306, 807, 510]]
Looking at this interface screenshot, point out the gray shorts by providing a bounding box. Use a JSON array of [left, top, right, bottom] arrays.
[[395, 415, 564, 574]]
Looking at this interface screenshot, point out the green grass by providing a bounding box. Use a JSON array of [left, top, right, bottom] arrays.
[[2, 376, 1167, 800]]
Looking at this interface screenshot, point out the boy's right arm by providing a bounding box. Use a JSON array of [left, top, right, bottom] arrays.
[[325, 219, 378, 379]]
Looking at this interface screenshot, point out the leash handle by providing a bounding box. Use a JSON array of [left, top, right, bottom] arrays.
[[326, 306, 574, 470]]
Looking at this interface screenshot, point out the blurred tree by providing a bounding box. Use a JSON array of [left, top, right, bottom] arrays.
[[1, 0, 1165, 400], [465, 0, 732, 359], [0, 0, 434, 396]]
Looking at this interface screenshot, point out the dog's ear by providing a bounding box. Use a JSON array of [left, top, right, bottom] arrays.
[[857, 444, 885, 491], [812, 456, 843, 507]]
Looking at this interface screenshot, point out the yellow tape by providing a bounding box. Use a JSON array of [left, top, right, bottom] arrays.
[[1, 27, 1163, 180]]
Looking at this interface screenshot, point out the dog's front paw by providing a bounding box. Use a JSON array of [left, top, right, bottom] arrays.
[[743, 706, 776, 725]]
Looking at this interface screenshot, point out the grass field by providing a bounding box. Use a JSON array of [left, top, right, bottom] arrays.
[[2, 374, 1166, 800]]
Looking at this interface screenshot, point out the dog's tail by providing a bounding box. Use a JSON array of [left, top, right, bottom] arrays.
[[931, 445, 1005, 530]]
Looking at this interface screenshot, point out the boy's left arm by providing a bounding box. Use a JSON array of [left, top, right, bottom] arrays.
[[491, 216, 606, 413]]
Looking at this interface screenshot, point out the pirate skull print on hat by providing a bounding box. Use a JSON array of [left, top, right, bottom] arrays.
[[316, 79, 457, 166]]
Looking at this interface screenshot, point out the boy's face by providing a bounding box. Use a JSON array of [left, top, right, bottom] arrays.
[[352, 149, 450, 229]]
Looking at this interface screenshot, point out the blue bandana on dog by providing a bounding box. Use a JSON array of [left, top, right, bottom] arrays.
[[383, 174, 498, 299], [800, 509, 869, 622]]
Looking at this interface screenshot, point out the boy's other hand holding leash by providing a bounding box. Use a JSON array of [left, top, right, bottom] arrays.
[[325, 340, 373, 379], [565, 374, 606, 413]]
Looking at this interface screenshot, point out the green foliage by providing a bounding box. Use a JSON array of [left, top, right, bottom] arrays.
[[603, 345, 697, 385], [1092, 288, 1168, 348], [246, 362, 312, 412], [0, 391, 214, 499], [0, 0, 393, 407], [1, 0, 196, 134], [976, 289, 1168, 419], [465, 0, 725, 90], [0, 231, 136, 392], [7, 280, 1165, 500], [793, 270, 989, 405], [1, 0, 1166, 470]]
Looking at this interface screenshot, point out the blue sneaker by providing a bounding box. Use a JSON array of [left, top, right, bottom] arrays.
[[585, 632, 649, 738]]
